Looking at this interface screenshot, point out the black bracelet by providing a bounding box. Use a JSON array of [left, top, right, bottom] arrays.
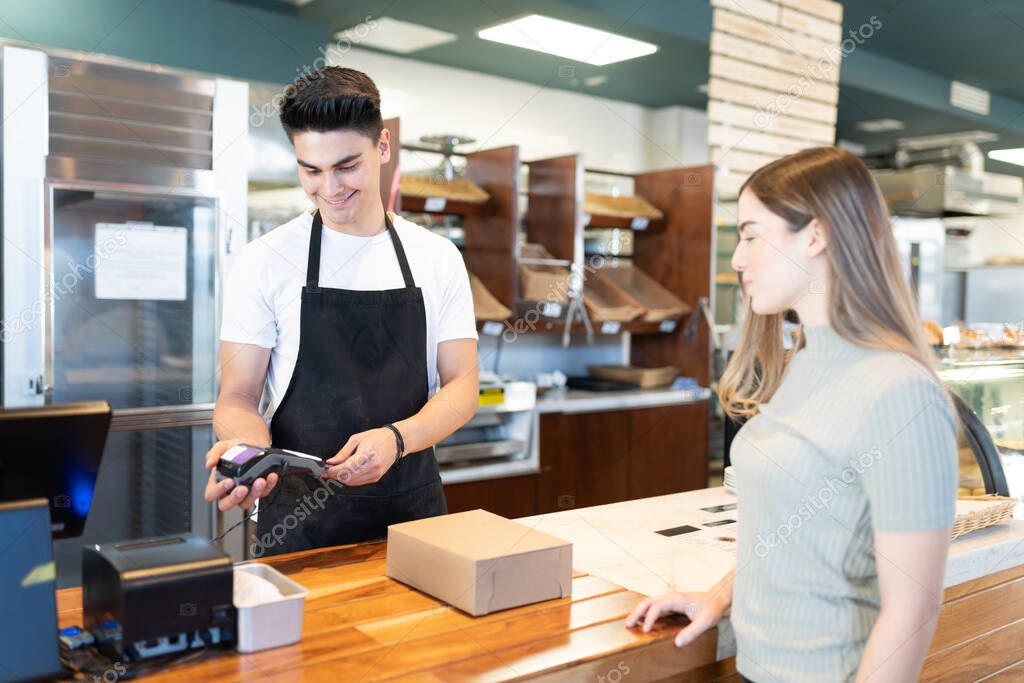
[[383, 423, 405, 461]]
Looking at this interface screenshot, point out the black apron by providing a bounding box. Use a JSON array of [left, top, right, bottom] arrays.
[[253, 210, 446, 556]]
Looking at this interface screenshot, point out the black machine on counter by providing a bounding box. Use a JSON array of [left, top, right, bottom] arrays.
[[82, 533, 235, 661], [0, 401, 110, 538], [0, 401, 239, 679]]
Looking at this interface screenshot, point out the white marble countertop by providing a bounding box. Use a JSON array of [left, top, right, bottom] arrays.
[[518, 486, 1024, 596], [945, 517, 1024, 586], [518, 487, 1024, 661], [534, 386, 711, 414]]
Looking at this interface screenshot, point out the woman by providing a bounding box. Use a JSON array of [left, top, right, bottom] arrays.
[[627, 147, 958, 682]]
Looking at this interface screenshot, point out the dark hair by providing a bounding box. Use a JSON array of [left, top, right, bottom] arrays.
[[279, 67, 383, 141]]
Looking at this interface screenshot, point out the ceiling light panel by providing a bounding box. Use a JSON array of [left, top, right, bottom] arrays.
[[334, 17, 457, 55], [988, 148, 1024, 167], [478, 14, 657, 66]]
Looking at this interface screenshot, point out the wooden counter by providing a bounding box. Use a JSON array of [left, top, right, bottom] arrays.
[[55, 543, 729, 682], [55, 538, 1024, 682], [55, 492, 1024, 681]]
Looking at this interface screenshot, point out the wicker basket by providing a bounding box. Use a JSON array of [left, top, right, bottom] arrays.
[[995, 438, 1024, 452], [400, 175, 490, 203], [951, 495, 1017, 539], [587, 364, 680, 389]]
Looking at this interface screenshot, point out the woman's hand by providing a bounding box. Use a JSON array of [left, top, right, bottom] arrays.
[[626, 588, 731, 647]]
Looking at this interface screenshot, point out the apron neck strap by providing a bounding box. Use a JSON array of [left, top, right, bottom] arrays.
[[306, 210, 324, 290], [385, 212, 416, 288], [306, 210, 416, 290]]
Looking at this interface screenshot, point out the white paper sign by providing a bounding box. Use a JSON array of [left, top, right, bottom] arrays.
[[630, 216, 649, 230], [424, 196, 447, 212], [601, 321, 621, 334], [659, 319, 677, 333], [94, 223, 187, 301], [481, 321, 504, 336], [942, 325, 961, 346], [539, 302, 562, 318]]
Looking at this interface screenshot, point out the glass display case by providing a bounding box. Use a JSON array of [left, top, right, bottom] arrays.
[[939, 354, 1024, 503]]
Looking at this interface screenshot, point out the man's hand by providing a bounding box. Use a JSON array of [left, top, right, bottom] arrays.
[[208, 341, 276, 512], [203, 437, 278, 512], [324, 427, 400, 486]]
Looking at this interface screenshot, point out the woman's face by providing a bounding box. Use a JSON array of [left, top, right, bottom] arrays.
[[731, 189, 820, 316]]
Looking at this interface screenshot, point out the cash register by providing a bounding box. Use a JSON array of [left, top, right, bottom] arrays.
[[0, 401, 111, 681], [0, 401, 235, 680]]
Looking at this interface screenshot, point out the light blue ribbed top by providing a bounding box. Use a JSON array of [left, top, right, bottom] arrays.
[[731, 324, 957, 683]]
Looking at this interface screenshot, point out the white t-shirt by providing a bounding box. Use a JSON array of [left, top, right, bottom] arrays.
[[220, 211, 478, 418]]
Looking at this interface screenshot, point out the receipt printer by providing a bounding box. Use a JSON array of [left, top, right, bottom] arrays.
[[83, 533, 235, 660]]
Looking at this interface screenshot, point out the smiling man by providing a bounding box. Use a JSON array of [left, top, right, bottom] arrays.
[[204, 67, 479, 555]]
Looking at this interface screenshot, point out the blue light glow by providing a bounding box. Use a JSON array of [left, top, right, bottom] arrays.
[[68, 473, 95, 518]]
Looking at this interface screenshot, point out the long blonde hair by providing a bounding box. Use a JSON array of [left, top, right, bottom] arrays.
[[718, 147, 940, 420]]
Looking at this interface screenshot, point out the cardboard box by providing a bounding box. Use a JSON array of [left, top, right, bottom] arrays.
[[385, 509, 572, 616]]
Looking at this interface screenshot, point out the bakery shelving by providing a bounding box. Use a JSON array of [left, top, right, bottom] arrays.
[[383, 118, 520, 326], [583, 191, 665, 231]]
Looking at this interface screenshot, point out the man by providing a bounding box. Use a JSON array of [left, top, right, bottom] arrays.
[[204, 67, 479, 555]]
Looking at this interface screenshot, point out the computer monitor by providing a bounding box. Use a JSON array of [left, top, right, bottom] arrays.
[[0, 498, 63, 682], [0, 401, 111, 538]]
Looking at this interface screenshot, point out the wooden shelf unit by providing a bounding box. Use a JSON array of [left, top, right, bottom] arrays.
[[525, 154, 584, 264], [382, 122, 713, 362], [463, 145, 520, 316], [585, 211, 665, 231], [382, 117, 520, 320], [630, 165, 715, 388], [380, 116, 400, 212], [398, 194, 489, 216], [522, 155, 715, 382]]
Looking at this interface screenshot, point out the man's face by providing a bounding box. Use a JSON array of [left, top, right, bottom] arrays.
[[292, 127, 390, 227]]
